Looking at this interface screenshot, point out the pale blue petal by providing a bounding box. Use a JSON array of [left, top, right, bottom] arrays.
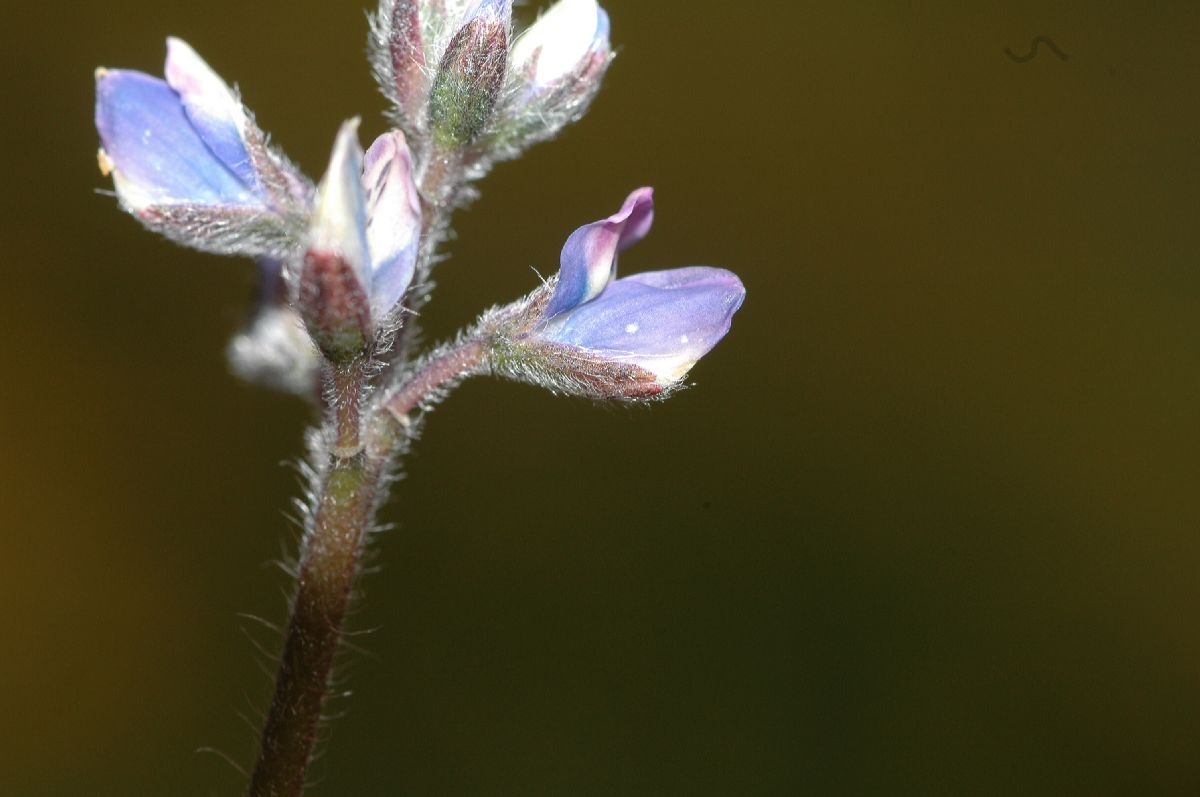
[[537, 266, 745, 383], [164, 38, 259, 192], [310, 121, 371, 294], [95, 69, 256, 209], [363, 132, 421, 318]]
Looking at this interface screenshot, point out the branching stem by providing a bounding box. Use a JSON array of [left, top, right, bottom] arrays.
[[385, 337, 488, 420], [247, 332, 485, 796]]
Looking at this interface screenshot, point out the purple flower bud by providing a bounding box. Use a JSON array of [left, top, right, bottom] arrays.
[[493, 189, 744, 399], [94, 39, 311, 257], [370, 0, 427, 132], [427, 0, 512, 147], [372, 0, 520, 142], [301, 121, 421, 358]]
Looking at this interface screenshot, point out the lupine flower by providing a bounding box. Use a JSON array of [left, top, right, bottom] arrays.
[[298, 121, 422, 359], [494, 189, 745, 399], [94, 38, 311, 257]]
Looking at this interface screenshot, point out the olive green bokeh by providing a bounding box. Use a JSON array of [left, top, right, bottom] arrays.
[[1, 1, 1198, 795]]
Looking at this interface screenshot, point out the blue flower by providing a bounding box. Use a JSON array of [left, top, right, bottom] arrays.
[[95, 38, 310, 256], [524, 188, 745, 396]]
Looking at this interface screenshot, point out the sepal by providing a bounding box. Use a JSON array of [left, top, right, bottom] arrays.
[[297, 250, 374, 363]]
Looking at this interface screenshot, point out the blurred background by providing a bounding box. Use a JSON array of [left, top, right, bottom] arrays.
[[2, 1, 1198, 794]]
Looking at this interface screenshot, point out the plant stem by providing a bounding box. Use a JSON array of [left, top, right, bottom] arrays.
[[329, 359, 367, 456], [246, 337, 483, 796], [391, 147, 461, 366], [384, 338, 487, 420], [247, 452, 382, 797]]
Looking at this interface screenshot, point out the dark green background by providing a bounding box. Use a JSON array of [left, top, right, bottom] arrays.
[[2, 1, 1198, 794]]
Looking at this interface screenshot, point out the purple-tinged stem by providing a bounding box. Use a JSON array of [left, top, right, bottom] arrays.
[[384, 337, 488, 420], [247, 451, 384, 797], [390, 146, 463, 367], [247, 336, 484, 797], [328, 358, 368, 456]]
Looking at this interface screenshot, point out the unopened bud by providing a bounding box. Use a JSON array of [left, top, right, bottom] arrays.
[[301, 121, 374, 362], [228, 305, 320, 396], [427, 1, 511, 148], [371, 0, 428, 134], [491, 0, 612, 156], [511, 0, 610, 89]]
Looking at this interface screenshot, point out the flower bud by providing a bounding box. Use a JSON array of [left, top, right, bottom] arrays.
[[300, 122, 374, 362], [228, 259, 320, 396], [511, 0, 610, 89], [427, 0, 512, 148], [494, 0, 612, 155], [297, 122, 422, 358], [370, 0, 427, 134]]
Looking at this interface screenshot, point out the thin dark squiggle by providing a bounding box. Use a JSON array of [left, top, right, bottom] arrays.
[[1005, 35, 1069, 63]]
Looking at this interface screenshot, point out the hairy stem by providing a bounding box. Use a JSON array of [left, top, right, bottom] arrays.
[[328, 358, 368, 456], [248, 451, 384, 797], [247, 335, 482, 795], [384, 337, 488, 420], [391, 146, 462, 366]]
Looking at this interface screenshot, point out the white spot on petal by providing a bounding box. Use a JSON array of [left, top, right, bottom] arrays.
[[679, 334, 689, 344], [625, 322, 640, 335]]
